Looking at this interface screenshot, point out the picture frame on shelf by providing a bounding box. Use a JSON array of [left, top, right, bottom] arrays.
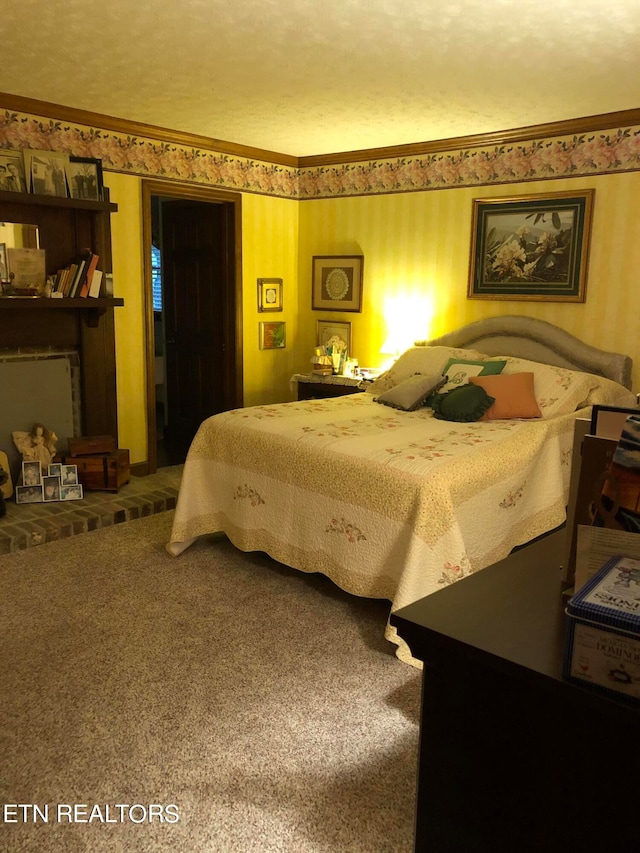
[[316, 319, 352, 354], [311, 255, 364, 312], [0, 150, 27, 193], [66, 156, 103, 201], [257, 277, 283, 312], [259, 321, 286, 349], [23, 149, 69, 198], [468, 189, 594, 302]]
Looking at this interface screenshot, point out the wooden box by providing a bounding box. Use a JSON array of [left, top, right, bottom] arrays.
[[58, 449, 130, 492], [68, 434, 117, 456]]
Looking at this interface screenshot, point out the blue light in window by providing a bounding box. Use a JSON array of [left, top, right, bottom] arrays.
[[151, 244, 162, 312]]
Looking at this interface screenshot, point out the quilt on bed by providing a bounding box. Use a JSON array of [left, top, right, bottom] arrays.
[[167, 350, 634, 664]]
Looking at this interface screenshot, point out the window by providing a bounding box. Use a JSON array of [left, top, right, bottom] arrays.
[[151, 244, 162, 312]]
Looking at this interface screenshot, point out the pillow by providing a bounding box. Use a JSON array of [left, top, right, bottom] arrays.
[[498, 357, 626, 418], [374, 373, 447, 411], [439, 357, 507, 393], [430, 384, 495, 422], [470, 373, 542, 420], [366, 346, 488, 395]]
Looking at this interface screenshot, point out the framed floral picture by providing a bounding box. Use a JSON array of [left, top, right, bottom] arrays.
[[468, 190, 594, 302], [311, 255, 364, 312], [259, 321, 286, 349]]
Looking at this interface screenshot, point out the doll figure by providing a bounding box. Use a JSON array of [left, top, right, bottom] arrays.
[[12, 423, 58, 469]]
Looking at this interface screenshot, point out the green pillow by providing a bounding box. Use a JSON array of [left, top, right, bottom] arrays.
[[430, 384, 495, 422], [439, 358, 507, 393], [375, 373, 447, 411]]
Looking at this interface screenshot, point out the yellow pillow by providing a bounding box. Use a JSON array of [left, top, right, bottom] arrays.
[[470, 373, 542, 420]]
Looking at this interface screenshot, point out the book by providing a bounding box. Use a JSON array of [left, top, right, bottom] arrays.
[[79, 252, 99, 298], [88, 268, 103, 298], [68, 255, 88, 298]]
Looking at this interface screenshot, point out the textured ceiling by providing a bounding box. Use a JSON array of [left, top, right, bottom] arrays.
[[2, 0, 640, 157]]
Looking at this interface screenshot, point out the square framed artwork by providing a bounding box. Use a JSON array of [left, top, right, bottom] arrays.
[[316, 319, 352, 354], [259, 321, 286, 349], [257, 277, 283, 312], [468, 190, 594, 302], [311, 255, 364, 312]]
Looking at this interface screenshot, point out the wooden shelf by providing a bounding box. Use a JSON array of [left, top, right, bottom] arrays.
[[0, 297, 123, 308], [0, 189, 117, 213]]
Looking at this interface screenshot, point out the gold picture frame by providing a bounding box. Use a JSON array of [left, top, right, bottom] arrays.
[[311, 255, 364, 312], [468, 190, 594, 302], [316, 319, 352, 353], [259, 321, 286, 349], [257, 277, 283, 312]]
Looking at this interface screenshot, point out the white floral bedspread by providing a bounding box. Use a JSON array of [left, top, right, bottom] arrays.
[[167, 391, 606, 664]]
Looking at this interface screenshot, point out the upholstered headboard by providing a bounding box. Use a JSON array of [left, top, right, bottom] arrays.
[[417, 316, 633, 390]]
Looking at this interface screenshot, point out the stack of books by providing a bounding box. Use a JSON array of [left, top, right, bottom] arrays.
[[51, 249, 102, 298]]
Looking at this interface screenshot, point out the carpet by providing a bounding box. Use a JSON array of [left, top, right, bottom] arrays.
[[0, 511, 421, 852]]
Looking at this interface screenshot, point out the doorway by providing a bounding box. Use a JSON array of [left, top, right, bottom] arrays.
[[142, 181, 243, 473]]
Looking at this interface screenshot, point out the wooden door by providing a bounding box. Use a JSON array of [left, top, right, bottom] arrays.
[[161, 199, 236, 458]]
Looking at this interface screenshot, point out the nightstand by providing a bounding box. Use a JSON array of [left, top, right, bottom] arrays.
[[292, 373, 368, 401]]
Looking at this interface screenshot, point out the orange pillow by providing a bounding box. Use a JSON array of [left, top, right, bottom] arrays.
[[469, 373, 542, 420]]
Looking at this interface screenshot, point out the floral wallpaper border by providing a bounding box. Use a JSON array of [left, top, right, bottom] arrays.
[[1, 107, 640, 201]]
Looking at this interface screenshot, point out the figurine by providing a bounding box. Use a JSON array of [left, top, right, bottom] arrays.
[[12, 423, 58, 469]]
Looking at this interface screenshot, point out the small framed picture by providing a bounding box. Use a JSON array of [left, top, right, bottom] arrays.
[[0, 150, 27, 193], [22, 461, 42, 487], [257, 278, 283, 312], [316, 319, 352, 354], [48, 463, 62, 478], [43, 475, 62, 502], [66, 156, 103, 201], [23, 149, 69, 197], [61, 464, 79, 486], [312, 255, 364, 312], [61, 483, 83, 501], [16, 484, 44, 504], [259, 321, 286, 349]]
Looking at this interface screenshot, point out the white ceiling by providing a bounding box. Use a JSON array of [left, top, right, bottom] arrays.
[[2, 0, 640, 157]]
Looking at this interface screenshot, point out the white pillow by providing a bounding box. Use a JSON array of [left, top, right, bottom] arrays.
[[501, 357, 635, 418], [366, 346, 487, 395]]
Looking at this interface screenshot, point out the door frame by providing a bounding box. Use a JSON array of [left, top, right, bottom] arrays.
[[141, 179, 243, 473]]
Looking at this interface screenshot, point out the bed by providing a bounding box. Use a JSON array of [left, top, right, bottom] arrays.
[[167, 316, 634, 664]]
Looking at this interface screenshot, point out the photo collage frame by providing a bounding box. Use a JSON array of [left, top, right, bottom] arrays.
[[15, 461, 83, 504]]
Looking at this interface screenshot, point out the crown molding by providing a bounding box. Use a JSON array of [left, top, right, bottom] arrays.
[[0, 91, 299, 168], [2, 91, 639, 173], [298, 108, 640, 167]]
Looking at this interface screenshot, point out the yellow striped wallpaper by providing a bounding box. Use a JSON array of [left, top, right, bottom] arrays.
[[299, 173, 640, 390]]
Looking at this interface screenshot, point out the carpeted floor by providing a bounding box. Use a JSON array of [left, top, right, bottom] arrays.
[[0, 510, 421, 852]]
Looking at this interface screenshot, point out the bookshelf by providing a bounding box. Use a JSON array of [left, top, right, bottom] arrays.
[[0, 187, 123, 439]]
